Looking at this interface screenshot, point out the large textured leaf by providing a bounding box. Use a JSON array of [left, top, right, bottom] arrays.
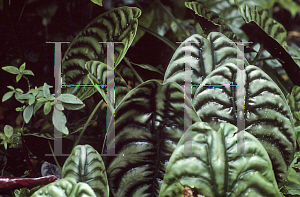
[[105, 80, 201, 197], [185, 1, 239, 41], [164, 32, 248, 100], [193, 63, 296, 187], [61, 6, 141, 99], [84, 60, 130, 108], [239, 3, 300, 86], [31, 177, 97, 197], [62, 60, 129, 104], [286, 86, 300, 127], [286, 85, 300, 148], [159, 122, 281, 197], [62, 145, 109, 197], [239, 3, 286, 45]]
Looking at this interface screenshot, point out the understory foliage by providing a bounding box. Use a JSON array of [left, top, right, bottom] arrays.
[[1, 0, 300, 196]]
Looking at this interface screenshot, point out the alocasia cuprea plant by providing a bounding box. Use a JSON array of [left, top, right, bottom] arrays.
[[1, 0, 300, 196]]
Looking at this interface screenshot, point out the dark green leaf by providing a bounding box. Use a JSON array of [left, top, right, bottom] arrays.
[[2, 66, 20, 74], [164, 33, 248, 100], [282, 180, 300, 195], [185, 1, 239, 41], [2, 91, 14, 102], [23, 105, 33, 124], [44, 101, 52, 115], [287, 167, 300, 185], [286, 85, 300, 147], [62, 145, 109, 197], [239, 3, 300, 86], [192, 63, 296, 187], [61, 6, 141, 100], [106, 80, 200, 196], [131, 7, 154, 46], [159, 122, 281, 196], [131, 62, 164, 76]]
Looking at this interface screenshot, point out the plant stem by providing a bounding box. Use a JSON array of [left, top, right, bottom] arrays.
[[21, 134, 35, 178], [252, 44, 264, 65], [138, 25, 177, 51], [48, 141, 62, 172], [72, 99, 103, 150], [123, 57, 144, 84], [256, 56, 278, 62], [23, 75, 31, 92]]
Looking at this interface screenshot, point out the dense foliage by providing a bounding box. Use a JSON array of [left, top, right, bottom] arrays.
[[1, 0, 300, 196]]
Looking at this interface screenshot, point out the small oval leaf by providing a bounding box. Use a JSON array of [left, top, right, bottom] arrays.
[[52, 108, 68, 135], [43, 83, 51, 98], [55, 103, 64, 111], [2, 91, 14, 102], [19, 63, 25, 72], [62, 103, 84, 111], [4, 125, 13, 138], [23, 105, 34, 124], [28, 97, 35, 106], [22, 70, 34, 76], [2, 66, 20, 74], [56, 94, 83, 104], [34, 101, 45, 114], [7, 86, 14, 90], [16, 74, 22, 82], [44, 101, 52, 115]]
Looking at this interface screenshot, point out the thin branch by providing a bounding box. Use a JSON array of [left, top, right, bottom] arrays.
[[19, 0, 27, 22], [72, 99, 103, 150], [251, 44, 264, 65], [256, 56, 278, 62], [23, 75, 31, 92], [123, 57, 144, 84], [48, 141, 62, 172]]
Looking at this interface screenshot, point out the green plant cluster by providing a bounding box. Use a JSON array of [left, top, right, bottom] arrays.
[[2, 0, 300, 196]]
